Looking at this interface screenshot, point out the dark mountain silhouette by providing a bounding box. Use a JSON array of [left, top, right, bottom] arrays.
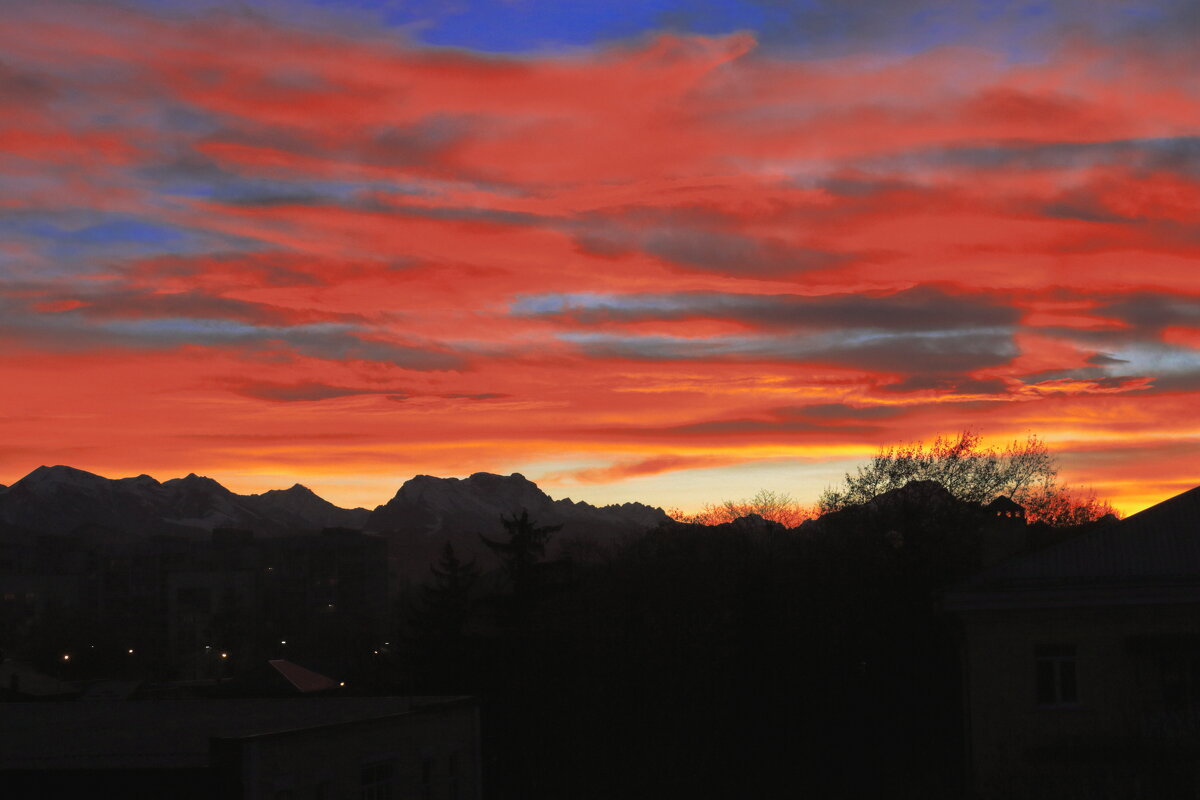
[[366, 472, 670, 579], [245, 483, 370, 530], [0, 467, 668, 576], [0, 466, 170, 537], [158, 472, 270, 531], [0, 465, 370, 537]]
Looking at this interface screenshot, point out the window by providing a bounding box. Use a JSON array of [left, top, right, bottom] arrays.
[[1035, 644, 1078, 707], [361, 759, 396, 800]]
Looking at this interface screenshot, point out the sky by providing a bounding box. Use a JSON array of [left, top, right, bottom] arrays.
[[0, 0, 1197, 514]]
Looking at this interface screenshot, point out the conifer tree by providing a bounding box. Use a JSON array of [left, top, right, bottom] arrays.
[[417, 541, 478, 642], [480, 509, 562, 598], [412, 541, 479, 689]]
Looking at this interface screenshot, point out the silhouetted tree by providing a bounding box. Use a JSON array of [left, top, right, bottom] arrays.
[[480, 509, 562, 598], [1021, 482, 1120, 526], [476, 511, 567, 798], [817, 430, 1117, 524], [411, 542, 479, 689], [671, 488, 814, 527], [820, 430, 1055, 511], [421, 542, 478, 627]]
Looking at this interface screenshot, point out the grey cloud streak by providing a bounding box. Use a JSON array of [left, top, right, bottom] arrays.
[[641, 229, 851, 276], [907, 136, 1200, 175], [565, 328, 1017, 374], [521, 285, 1020, 375], [228, 381, 407, 403], [520, 285, 1017, 331], [0, 290, 463, 371]]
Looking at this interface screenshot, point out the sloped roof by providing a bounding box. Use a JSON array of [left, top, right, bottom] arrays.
[[946, 485, 1200, 609], [268, 659, 338, 693], [984, 496, 1024, 513]]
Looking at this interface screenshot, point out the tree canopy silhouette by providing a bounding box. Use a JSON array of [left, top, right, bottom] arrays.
[[817, 430, 1117, 524], [671, 488, 813, 527]]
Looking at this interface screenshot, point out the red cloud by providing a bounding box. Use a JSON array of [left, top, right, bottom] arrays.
[[0, 3, 1196, 515]]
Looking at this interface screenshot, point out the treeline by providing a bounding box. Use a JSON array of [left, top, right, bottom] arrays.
[[399, 480, 1065, 799], [674, 431, 1119, 528]]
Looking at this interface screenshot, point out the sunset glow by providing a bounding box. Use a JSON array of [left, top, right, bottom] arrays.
[[1, 1, 1197, 515]]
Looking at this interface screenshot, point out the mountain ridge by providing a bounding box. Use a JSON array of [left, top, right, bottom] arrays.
[[0, 465, 371, 537], [0, 466, 670, 564]]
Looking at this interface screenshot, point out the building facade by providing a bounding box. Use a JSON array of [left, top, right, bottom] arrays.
[[947, 486, 1200, 799]]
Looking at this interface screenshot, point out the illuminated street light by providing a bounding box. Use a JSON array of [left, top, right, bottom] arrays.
[[62, 654, 70, 661], [220, 652, 228, 659]]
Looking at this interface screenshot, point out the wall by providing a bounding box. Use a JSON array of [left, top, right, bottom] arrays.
[[961, 602, 1200, 799], [213, 700, 481, 800]]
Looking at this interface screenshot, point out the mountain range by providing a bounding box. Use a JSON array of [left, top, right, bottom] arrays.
[[365, 471, 669, 576], [0, 465, 671, 575], [0, 465, 371, 537]]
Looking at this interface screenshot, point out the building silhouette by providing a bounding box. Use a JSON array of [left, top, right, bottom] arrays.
[[0, 695, 480, 799]]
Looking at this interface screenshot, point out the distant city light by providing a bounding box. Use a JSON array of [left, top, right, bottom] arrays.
[[220, 652, 228, 659], [128, 648, 134, 654], [339, 681, 345, 687], [62, 654, 70, 661], [280, 640, 287, 645]]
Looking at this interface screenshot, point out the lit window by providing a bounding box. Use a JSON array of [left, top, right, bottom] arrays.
[[1035, 644, 1078, 706]]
